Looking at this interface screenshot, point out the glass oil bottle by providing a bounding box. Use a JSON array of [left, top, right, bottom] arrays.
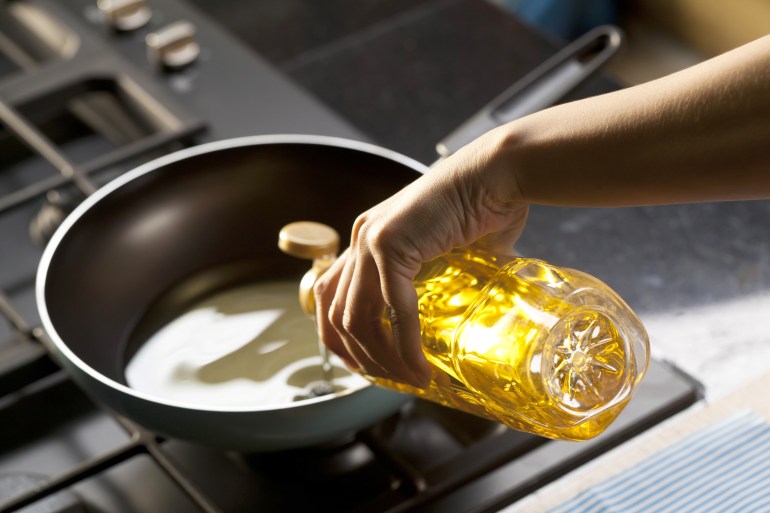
[[279, 222, 649, 441]]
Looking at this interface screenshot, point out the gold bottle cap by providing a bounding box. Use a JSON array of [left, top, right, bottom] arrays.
[[278, 221, 340, 260]]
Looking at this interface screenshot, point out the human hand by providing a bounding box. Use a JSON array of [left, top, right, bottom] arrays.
[[316, 35, 770, 388], [313, 128, 527, 388]]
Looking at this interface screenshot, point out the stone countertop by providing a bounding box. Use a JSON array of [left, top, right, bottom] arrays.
[[191, 0, 770, 399], [189, 0, 615, 163]]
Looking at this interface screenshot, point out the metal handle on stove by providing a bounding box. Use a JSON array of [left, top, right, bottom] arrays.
[[435, 24, 623, 158]]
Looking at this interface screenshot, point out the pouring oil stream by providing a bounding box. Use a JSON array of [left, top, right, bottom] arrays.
[[278, 222, 340, 397]]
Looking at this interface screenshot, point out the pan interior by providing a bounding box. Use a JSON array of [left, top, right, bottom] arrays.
[[124, 264, 367, 409], [41, 141, 421, 406]]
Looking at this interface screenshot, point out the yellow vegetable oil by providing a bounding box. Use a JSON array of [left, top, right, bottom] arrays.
[[279, 223, 650, 442]]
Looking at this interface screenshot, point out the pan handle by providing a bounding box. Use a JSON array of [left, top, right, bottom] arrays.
[[435, 24, 623, 158]]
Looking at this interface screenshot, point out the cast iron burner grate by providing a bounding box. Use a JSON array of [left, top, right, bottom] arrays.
[[0, 473, 85, 513], [0, 0, 204, 398], [0, 1, 214, 510], [0, 372, 225, 513]]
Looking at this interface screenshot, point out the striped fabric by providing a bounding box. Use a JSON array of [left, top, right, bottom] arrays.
[[547, 411, 770, 513]]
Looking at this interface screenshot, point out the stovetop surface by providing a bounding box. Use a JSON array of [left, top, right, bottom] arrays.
[[0, 365, 697, 513], [0, 1, 702, 512]]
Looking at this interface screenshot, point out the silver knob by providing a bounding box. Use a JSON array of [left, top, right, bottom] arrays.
[[97, 0, 152, 31], [146, 21, 200, 70]]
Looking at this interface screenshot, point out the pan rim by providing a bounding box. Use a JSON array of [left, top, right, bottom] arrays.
[[36, 134, 426, 413]]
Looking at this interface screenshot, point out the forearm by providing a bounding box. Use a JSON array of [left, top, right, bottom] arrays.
[[499, 35, 770, 207]]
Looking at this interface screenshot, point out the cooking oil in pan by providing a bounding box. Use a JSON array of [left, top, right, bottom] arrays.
[[125, 280, 366, 408]]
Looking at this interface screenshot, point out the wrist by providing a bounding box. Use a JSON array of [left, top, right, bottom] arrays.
[[480, 121, 531, 205]]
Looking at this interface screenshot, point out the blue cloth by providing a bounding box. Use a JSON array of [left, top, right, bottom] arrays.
[[547, 410, 770, 513]]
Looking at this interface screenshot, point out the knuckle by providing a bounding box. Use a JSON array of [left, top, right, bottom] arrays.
[[340, 308, 385, 341], [328, 304, 346, 333], [351, 212, 370, 239], [366, 223, 394, 257], [313, 276, 329, 299], [354, 212, 393, 253], [340, 310, 356, 334]]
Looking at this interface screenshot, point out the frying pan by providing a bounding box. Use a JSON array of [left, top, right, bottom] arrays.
[[36, 27, 621, 451]]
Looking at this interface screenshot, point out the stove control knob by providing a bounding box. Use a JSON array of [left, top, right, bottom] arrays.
[[97, 0, 152, 31], [146, 21, 200, 71]]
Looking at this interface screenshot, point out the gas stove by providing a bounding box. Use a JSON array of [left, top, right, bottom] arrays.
[[0, 1, 700, 512]]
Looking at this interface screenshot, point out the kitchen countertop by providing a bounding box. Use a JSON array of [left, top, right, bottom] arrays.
[[189, 0, 615, 163], [189, 0, 770, 398]]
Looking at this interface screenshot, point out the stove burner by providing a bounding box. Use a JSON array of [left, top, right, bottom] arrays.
[[28, 189, 83, 247], [240, 431, 395, 510], [0, 474, 85, 513]]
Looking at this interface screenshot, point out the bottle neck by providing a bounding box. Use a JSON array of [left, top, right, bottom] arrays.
[[298, 254, 336, 319]]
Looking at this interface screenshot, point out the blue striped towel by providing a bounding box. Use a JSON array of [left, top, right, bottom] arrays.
[[547, 410, 770, 513]]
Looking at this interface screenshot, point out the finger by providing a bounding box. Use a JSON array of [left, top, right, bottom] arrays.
[[327, 250, 386, 375], [343, 250, 417, 385], [314, 250, 357, 368], [376, 255, 433, 388]]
